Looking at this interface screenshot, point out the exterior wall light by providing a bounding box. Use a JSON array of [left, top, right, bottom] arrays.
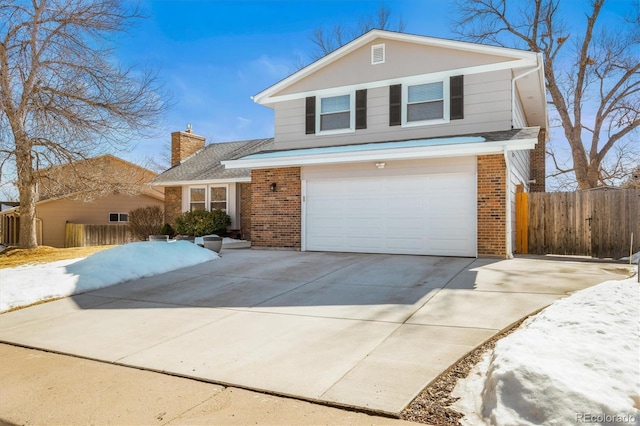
[[270, 182, 277, 192]]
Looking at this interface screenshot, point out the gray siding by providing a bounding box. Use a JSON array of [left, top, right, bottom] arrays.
[[274, 70, 513, 150]]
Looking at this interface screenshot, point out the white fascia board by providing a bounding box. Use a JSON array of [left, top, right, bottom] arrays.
[[222, 139, 538, 169], [259, 58, 537, 105], [253, 29, 539, 105], [150, 177, 251, 187]]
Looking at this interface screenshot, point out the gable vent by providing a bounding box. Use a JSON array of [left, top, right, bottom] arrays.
[[371, 43, 385, 64]]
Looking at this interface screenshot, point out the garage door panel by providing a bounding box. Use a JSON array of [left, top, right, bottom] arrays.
[[305, 171, 476, 256]]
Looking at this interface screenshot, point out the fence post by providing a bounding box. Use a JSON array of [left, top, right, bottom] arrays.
[[515, 184, 528, 254]]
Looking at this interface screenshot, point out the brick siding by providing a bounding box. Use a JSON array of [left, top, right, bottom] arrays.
[[529, 128, 546, 192], [251, 168, 301, 249], [164, 187, 182, 227], [239, 182, 252, 240], [477, 154, 507, 257]]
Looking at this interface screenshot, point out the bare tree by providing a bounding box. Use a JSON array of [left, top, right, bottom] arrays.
[[0, 0, 167, 248], [309, 5, 406, 60], [454, 0, 640, 190]]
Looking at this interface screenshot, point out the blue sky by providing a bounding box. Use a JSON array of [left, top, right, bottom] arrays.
[[110, 0, 633, 174], [117, 0, 455, 165]]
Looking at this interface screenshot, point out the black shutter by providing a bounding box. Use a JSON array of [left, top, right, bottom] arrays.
[[355, 89, 367, 129], [305, 96, 316, 134], [389, 84, 401, 126], [450, 75, 464, 120]]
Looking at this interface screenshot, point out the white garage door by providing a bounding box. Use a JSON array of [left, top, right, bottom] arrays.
[[304, 173, 476, 256]]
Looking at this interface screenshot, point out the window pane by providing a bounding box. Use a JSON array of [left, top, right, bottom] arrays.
[[407, 100, 444, 121], [190, 188, 205, 202], [119, 213, 129, 222], [211, 201, 227, 211], [408, 82, 443, 103], [190, 203, 205, 211], [321, 95, 350, 113], [109, 213, 118, 222], [210, 187, 226, 201], [321, 111, 350, 130]]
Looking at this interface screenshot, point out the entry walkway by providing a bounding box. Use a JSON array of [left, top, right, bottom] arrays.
[[0, 250, 629, 414]]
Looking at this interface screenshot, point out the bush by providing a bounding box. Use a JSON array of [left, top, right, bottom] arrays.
[[159, 223, 175, 238], [174, 209, 231, 237], [128, 206, 164, 241]]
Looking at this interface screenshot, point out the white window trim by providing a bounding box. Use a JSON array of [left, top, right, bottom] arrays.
[[315, 92, 356, 135], [109, 212, 129, 223], [401, 78, 450, 127], [187, 184, 229, 212]]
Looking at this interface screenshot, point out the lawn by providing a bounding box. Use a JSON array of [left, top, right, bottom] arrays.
[[0, 246, 114, 269]]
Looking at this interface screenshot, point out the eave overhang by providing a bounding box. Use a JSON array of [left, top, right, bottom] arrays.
[[222, 131, 539, 170]]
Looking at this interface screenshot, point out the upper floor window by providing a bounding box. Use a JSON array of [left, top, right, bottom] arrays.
[[407, 82, 444, 122], [306, 89, 367, 135], [320, 95, 351, 131], [109, 212, 128, 222], [390, 75, 463, 127]]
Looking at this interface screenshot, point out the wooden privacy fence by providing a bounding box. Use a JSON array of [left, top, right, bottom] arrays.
[[516, 188, 640, 259], [65, 223, 131, 248]]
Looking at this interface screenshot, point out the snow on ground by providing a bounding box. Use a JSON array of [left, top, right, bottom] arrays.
[[453, 275, 640, 426], [0, 241, 218, 313]]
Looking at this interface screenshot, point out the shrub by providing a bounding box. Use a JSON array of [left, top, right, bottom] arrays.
[[159, 223, 175, 237], [174, 209, 231, 237], [128, 206, 164, 241]]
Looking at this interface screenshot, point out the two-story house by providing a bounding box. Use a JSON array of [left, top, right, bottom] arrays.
[[155, 30, 547, 258]]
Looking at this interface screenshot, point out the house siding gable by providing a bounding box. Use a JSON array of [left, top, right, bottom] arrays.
[[274, 38, 520, 98]]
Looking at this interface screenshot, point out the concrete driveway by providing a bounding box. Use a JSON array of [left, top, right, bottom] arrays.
[[0, 250, 631, 415]]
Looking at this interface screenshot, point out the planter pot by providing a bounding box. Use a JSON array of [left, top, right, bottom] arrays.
[[202, 235, 222, 253], [175, 235, 195, 243], [148, 235, 169, 242]]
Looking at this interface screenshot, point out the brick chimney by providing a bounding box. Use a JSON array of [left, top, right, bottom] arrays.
[[171, 125, 205, 167]]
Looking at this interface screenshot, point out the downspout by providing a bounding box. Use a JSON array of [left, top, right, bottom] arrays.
[[511, 57, 542, 128], [504, 146, 513, 259]]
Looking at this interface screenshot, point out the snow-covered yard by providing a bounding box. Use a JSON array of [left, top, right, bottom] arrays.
[[453, 275, 639, 426], [0, 241, 217, 313]]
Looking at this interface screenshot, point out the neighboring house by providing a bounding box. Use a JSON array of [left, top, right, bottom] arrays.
[[0, 155, 164, 247], [157, 30, 548, 258]]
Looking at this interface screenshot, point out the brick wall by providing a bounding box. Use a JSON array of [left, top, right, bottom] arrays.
[[251, 168, 301, 249], [164, 187, 182, 227], [529, 128, 546, 192], [171, 130, 205, 167], [477, 154, 507, 257], [239, 182, 252, 240]]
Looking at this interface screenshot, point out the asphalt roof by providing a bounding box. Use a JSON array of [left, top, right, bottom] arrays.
[[151, 138, 274, 184]]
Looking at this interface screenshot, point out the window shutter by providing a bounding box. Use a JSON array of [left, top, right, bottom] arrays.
[[389, 84, 401, 126], [450, 75, 464, 120], [355, 89, 367, 129], [305, 96, 316, 134]]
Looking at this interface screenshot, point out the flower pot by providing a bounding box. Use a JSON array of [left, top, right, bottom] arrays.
[[175, 235, 195, 243], [202, 235, 222, 253], [148, 235, 169, 242]]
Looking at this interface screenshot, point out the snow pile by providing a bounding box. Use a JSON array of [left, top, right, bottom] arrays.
[[455, 277, 640, 425], [0, 241, 217, 312], [620, 251, 640, 264]]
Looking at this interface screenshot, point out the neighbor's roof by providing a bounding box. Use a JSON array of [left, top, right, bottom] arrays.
[[151, 138, 274, 186], [223, 128, 540, 169]]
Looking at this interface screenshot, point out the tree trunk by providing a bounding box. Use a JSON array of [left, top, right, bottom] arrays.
[[17, 181, 38, 249], [14, 134, 38, 249]]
